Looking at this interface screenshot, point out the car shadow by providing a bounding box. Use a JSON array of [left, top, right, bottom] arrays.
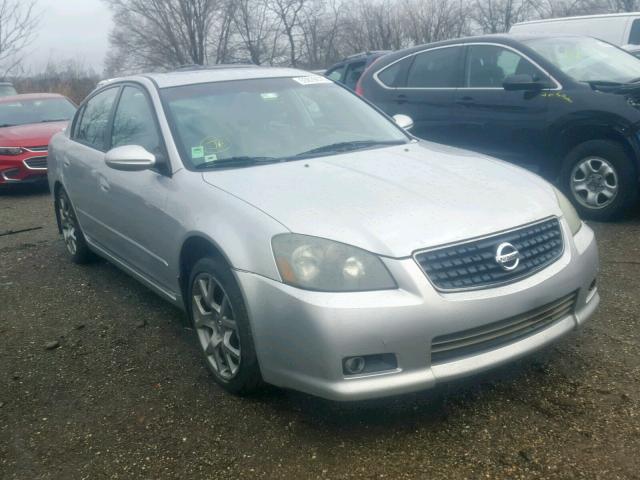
[[0, 182, 49, 196]]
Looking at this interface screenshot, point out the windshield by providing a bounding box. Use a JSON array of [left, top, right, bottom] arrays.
[[0, 98, 76, 127], [161, 76, 409, 169], [523, 36, 640, 84]]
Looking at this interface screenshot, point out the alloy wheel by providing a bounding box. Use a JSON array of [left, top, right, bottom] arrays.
[[58, 194, 78, 255], [570, 156, 618, 210], [192, 272, 241, 380]]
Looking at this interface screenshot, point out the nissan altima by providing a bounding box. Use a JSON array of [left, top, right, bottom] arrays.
[[47, 66, 599, 401]]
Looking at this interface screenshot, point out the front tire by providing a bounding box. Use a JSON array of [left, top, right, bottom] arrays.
[[188, 257, 262, 395], [560, 140, 638, 221], [55, 188, 94, 264]]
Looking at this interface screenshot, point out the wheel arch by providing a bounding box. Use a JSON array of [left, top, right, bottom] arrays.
[[53, 181, 66, 234], [551, 122, 640, 179], [178, 234, 235, 310]]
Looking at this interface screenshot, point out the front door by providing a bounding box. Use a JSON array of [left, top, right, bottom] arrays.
[[452, 44, 551, 169], [95, 85, 178, 292]]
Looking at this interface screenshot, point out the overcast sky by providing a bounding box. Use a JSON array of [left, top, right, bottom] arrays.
[[24, 0, 113, 74]]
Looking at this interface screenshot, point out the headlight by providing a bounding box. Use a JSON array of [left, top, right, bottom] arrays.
[[0, 147, 23, 156], [553, 187, 582, 235], [272, 234, 396, 292]]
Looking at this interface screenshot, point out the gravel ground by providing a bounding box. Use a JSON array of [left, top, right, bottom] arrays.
[[1, 185, 639, 480]]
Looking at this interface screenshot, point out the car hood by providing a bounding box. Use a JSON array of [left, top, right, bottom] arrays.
[[202, 142, 562, 258], [0, 121, 68, 147]]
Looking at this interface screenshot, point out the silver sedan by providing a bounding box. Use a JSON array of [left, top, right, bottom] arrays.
[[48, 67, 599, 401]]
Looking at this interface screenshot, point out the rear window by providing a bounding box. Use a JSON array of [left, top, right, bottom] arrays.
[[377, 60, 407, 87], [406, 46, 462, 88]]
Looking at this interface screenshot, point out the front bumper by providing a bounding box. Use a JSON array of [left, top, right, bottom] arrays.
[[0, 153, 47, 184], [237, 219, 599, 401]]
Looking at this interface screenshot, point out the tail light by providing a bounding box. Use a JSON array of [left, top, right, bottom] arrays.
[[355, 55, 384, 97]]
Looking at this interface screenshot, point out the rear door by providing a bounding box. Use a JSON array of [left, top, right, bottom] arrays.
[[65, 86, 120, 244], [451, 44, 552, 169], [383, 45, 464, 144]]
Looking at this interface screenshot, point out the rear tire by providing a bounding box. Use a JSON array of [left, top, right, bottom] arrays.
[[560, 140, 638, 221], [188, 256, 262, 395], [55, 188, 94, 264]]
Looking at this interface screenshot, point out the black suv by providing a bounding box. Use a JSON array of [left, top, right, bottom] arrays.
[[325, 51, 390, 91], [357, 34, 640, 220]]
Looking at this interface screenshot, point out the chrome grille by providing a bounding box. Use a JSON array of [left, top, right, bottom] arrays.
[[24, 156, 47, 169], [415, 218, 563, 291], [431, 291, 577, 364], [26, 146, 48, 152]]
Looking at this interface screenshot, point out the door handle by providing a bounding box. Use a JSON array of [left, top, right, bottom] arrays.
[[98, 175, 110, 192], [395, 94, 407, 104], [455, 96, 476, 107]]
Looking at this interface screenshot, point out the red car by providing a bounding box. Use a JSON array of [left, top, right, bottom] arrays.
[[0, 93, 76, 185]]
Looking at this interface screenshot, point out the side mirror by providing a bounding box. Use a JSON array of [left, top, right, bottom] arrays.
[[393, 114, 414, 131], [503, 74, 545, 92], [105, 145, 156, 171]]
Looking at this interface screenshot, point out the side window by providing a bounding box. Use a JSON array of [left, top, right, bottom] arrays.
[[629, 19, 640, 45], [344, 61, 366, 90], [326, 65, 346, 83], [74, 87, 119, 151], [466, 45, 548, 88], [377, 58, 409, 87], [406, 46, 462, 88], [111, 86, 161, 154]]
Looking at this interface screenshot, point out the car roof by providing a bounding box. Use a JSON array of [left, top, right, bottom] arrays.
[[117, 66, 317, 89], [383, 33, 595, 56], [513, 11, 640, 26], [0, 92, 65, 103]]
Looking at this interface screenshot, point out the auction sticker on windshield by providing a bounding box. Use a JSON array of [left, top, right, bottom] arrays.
[[292, 76, 331, 85]]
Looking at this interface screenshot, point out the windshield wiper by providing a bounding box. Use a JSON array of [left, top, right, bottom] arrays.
[[40, 118, 68, 123], [194, 156, 280, 170], [292, 140, 406, 159], [0, 123, 15, 127]]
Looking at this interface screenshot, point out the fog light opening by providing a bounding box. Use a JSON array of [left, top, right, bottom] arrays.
[[589, 278, 597, 292], [343, 356, 366, 375], [342, 353, 398, 376]]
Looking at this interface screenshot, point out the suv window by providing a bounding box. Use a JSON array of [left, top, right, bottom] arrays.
[[466, 45, 546, 88], [75, 87, 119, 151], [406, 46, 462, 88], [630, 19, 640, 45], [377, 59, 408, 87], [344, 60, 366, 90], [326, 65, 346, 82], [111, 86, 161, 154]]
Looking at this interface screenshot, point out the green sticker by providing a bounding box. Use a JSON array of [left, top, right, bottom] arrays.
[[191, 146, 204, 158], [261, 92, 279, 101]]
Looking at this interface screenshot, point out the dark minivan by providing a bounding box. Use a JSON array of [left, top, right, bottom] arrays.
[[357, 34, 640, 220]]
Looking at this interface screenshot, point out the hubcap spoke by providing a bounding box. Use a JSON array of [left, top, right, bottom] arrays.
[[192, 272, 241, 380], [571, 156, 618, 210]]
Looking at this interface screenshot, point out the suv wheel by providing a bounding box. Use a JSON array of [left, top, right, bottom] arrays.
[[188, 257, 262, 395], [55, 188, 94, 263], [561, 140, 638, 221]]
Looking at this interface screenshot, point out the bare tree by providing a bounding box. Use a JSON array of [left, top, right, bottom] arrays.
[[232, 0, 281, 65], [0, 0, 40, 77], [269, 0, 306, 66], [299, 0, 343, 68], [471, 0, 531, 33], [104, 0, 225, 74], [402, 0, 470, 45]]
